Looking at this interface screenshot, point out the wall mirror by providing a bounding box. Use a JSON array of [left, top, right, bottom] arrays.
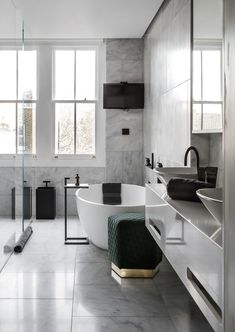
[[192, 0, 223, 133]]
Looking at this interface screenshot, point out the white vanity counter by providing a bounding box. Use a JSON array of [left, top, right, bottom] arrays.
[[145, 183, 223, 332], [148, 183, 222, 247]]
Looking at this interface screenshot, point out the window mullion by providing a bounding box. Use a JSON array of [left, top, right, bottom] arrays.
[[200, 50, 203, 131], [74, 103, 76, 155], [74, 50, 76, 155], [16, 51, 19, 154]]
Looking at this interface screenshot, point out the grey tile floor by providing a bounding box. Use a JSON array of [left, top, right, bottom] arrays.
[[0, 218, 213, 332]]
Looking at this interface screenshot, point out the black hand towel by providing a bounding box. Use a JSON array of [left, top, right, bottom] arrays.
[[102, 183, 121, 205], [167, 178, 214, 202]]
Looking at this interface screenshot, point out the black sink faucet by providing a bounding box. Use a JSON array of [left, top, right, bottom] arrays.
[[184, 146, 200, 169]]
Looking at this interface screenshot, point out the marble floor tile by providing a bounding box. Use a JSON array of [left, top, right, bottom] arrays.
[[76, 244, 108, 263], [2, 251, 76, 273], [163, 297, 213, 332], [75, 262, 116, 285], [22, 239, 77, 255], [0, 299, 72, 332], [0, 218, 215, 332], [112, 277, 157, 290], [0, 273, 74, 299], [159, 255, 175, 272], [72, 316, 177, 332], [153, 271, 189, 298], [73, 283, 168, 317]]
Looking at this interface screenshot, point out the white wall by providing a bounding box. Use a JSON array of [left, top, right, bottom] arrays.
[[144, 0, 191, 175], [194, 0, 223, 40], [224, 0, 235, 329]]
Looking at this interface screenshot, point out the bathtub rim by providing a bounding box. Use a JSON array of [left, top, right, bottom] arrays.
[[75, 183, 145, 208]]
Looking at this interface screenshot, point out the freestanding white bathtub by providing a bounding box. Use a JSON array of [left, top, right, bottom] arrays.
[[75, 184, 145, 249]]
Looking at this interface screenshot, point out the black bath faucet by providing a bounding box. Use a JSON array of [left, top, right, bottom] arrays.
[[184, 146, 200, 169]]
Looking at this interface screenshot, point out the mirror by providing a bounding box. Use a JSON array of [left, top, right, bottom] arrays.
[[192, 0, 223, 133]]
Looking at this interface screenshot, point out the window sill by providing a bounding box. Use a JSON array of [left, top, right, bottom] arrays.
[[192, 130, 223, 134], [54, 154, 96, 160]]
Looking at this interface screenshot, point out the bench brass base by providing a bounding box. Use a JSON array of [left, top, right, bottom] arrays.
[[111, 263, 159, 278]]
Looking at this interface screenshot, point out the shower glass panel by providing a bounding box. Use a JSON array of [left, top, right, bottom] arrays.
[[20, 26, 36, 233], [0, 0, 25, 269]]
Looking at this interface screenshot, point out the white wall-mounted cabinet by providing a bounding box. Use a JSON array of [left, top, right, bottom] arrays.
[[145, 184, 223, 332]]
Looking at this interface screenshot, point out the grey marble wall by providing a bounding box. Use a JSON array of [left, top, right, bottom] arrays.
[[191, 133, 223, 186], [0, 167, 106, 217], [209, 134, 223, 186], [105, 39, 144, 186], [0, 39, 145, 217], [144, 0, 191, 183]]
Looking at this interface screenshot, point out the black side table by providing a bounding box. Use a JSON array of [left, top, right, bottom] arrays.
[[64, 177, 89, 245]]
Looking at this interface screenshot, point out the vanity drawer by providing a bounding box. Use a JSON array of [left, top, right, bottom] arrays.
[[145, 185, 223, 331], [177, 220, 223, 307], [146, 204, 185, 251]]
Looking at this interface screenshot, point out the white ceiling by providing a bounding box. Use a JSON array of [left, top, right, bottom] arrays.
[[0, 0, 164, 39]]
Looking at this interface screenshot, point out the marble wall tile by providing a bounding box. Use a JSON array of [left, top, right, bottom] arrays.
[[191, 134, 210, 166], [0, 38, 145, 219], [209, 134, 223, 186], [13, 167, 36, 195], [122, 151, 143, 185], [122, 60, 144, 82], [56, 194, 77, 216], [105, 152, 123, 183], [35, 167, 83, 196], [105, 38, 144, 185], [78, 167, 105, 185], [106, 109, 143, 138], [0, 168, 15, 195], [35, 167, 68, 191], [35, 166, 105, 216], [106, 39, 144, 61], [209, 134, 223, 169], [0, 195, 11, 216], [106, 135, 143, 152], [14, 195, 23, 217], [0, 166, 107, 217], [191, 133, 223, 185], [23, 167, 36, 190], [106, 60, 123, 83]]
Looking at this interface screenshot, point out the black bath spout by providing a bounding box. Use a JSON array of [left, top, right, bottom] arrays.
[[184, 146, 200, 169]]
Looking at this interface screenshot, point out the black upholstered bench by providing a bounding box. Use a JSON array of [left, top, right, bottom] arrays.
[[108, 213, 162, 278]]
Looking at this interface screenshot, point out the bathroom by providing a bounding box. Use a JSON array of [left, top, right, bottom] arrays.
[[0, 0, 234, 331]]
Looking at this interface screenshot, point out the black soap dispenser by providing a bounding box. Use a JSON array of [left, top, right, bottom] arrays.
[[36, 180, 56, 219]]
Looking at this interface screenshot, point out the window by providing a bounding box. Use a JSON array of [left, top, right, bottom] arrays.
[[0, 49, 37, 154], [193, 46, 223, 132], [54, 49, 96, 155]]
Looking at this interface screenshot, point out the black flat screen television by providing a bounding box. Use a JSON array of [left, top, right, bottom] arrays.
[[103, 83, 144, 109]]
